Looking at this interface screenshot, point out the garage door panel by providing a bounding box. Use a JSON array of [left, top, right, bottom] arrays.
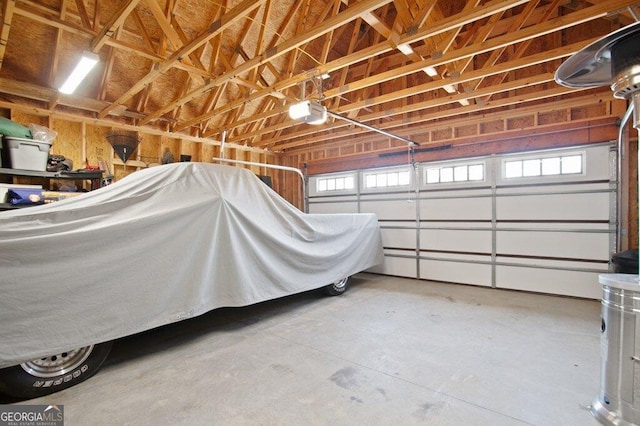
[[496, 256, 609, 271], [369, 256, 416, 278], [381, 227, 416, 249], [309, 143, 613, 299], [309, 202, 358, 214], [420, 229, 492, 253], [420, 258, 491, 287], [496, 265, 602, 299], [420, 197, 492, 221], [360, 200, 416, 220], [496, 192, 610, 221], [496, 231, 610, 260]]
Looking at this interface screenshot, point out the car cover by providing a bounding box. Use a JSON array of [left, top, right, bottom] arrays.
[[0, 163, 383, 367]]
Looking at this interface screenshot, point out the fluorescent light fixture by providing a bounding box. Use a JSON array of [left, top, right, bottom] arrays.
[[458, 98, 470, 106], [320, 73, 331, 80], [397, 43, 414, 55], [423, 66, 439, 77], [288, 100, 327, 125], [59, 51, 99, 94]]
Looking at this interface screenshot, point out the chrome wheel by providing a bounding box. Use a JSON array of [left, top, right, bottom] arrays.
[[324, 276, 350, 296], [20, 346, 94, 378], [333, 277, 349, 290], [1, 342, 112, 398]]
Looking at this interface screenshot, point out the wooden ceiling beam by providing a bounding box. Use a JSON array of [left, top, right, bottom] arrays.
[[13, 2, 88, 37], [142, 0, 210, 84], [142, 0, 395, 127], [194, 6, 270, 128], [92, 0, 100, 31], [1, 0, 631, 154], [282, 91, 612, 152], [12, 2, 192, 70], [131, 9, 157, 53], [320, 0, 345, 65], [346, 28, 385, 119], [91, 0, 141, 52], [0, 0, 17, 71], [252, 0, 304, 83], [410, 0, 439, 29], [47, 2, 69, 109], [320, 0, 637, 111], [74, 0, 92, 29], [200, 82, 228, 134], [241, 38, 594, 145], [171, 0, 533, 133], [271, 85, 589, 151], [476, 0, 562, 101], [329, 17, 364, 111], [0, 99, 273, 155], [336, 38, 593, 116], [392, 0, 413, 28], [219, 2, 601, 145], [249, 0, 272, 84], [283, 0, 312, 80], [98, 0, 263, 119], [244, 72, 558, 146]]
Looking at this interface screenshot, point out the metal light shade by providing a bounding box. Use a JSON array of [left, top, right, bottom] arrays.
[[555, 21, 640, 97], [288, 100, 327, 125], [105, 131, 141, 163]]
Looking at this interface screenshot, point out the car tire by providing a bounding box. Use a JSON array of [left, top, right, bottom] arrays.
[[324, 276, 350, 296], [0, 342, 113, 399]]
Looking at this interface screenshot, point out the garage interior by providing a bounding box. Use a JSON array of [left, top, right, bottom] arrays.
[[0, 0, 639, 425]]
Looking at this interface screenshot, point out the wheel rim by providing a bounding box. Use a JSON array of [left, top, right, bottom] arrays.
[[333, 277, 348, 289], [20, 346, 94, 378]]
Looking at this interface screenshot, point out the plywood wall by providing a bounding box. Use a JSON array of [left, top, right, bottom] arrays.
[[2, 110, 297, 206]]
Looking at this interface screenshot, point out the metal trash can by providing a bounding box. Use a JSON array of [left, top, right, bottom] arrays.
[[591, 274, 640, 425]]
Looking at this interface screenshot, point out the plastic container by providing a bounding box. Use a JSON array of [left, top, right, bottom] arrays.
[[5, 137, 51, 171]]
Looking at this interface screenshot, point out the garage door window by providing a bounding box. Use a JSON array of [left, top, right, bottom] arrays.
[[363, 169, 411, 189], [504, 153, 584, 179], [424, 163, 484, 184], [316, 175, 355, 192]]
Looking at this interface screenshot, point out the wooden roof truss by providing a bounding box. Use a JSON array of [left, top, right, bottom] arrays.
[[0, 0, 638, 153]]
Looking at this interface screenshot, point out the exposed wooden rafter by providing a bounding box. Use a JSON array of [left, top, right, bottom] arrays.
[[0, 0, 637, 155]]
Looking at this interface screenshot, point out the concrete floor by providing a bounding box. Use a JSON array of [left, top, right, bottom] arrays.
[[5, 273, 603, 425]]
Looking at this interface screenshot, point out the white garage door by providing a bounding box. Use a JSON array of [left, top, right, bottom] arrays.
[[308, 143, 615, 299]]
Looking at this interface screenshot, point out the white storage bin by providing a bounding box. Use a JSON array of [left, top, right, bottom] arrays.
[[5, 137, 51, 171]]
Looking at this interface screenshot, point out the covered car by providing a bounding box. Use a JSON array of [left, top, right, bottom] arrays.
[[0, 162, 383, 397]]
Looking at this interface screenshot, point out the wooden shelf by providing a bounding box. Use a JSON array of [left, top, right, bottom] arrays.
[[0, 168, 105, 211], [0, 168, 103, 180]]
